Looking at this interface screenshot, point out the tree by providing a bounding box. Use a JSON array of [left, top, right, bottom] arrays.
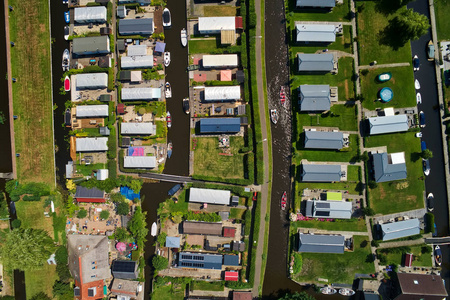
[[0, 228, 55, 271], [421, 149, 433, 159], [363, 207, 375, 216], [171, 211, 183, 224], [128, 207, 148, 242], [55, 246, 68, 265], [278, 292, 315, 300], [11, 219, 21, 229], [100, 210, 110, 220], [129, 180, 143, 193], [116, 201, 130, 215], [110, 192, 125, 203], [368, 180, 378, 189], [361, 151, 369, 162], [30, 292, 52, 300], [77, 209, 87, 219], [115, 227, 129, 242], [395, 9, 430, 41], [52, 281, 72, 298], [65, 180, 76, 193], [152, 255, 168, 271]]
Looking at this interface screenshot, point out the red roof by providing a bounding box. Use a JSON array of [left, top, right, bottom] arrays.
[[235, 17, 243, 29], [77, 197, 106, 203], [194, 73, 207, 82], [404, 253, 413, 268], [225, 271, 239, 281], [75, 279, 104, 300], [117, 103, 125, 115], [223, 227, 236, 238], [220, 70, 232, 81]]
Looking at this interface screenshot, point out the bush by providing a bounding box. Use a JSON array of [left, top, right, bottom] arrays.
[[368, 180, 378, 189], [157, 232, 167, 245], [30, 292, 52, 300], [56, 263, 72, 282], [77, 209, 87, 219], [293, 253, 302, 274], [116, 201, 130, 215], [11, 219, 21, 229], [115, 227, 129, 242], [55, 246, 68, 265], [371, 240, 380, 247], [224, 281, 251, 289], [100, 210, 110, 220], [152, 255, 168, 271]]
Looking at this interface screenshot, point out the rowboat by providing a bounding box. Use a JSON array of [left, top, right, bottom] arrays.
[[165, 82, 172, 99], [151, 222, 157, 237], [415, 79, 421, 90], [416, 92, 422, 104], [167, 142, 172, 159], [427, 193, 434, 211], [281, 191, 287, 210], [280, 86, 286, 106], [164, 52, 170, 67], [320, 287, 337, 295], [270, 109, 278, 124], [435, 245, 442, 266], [339, 288, 355, 296], [166, 111, 172, 128], [181, 28, 187, 47], [64, 76, 70, 92]]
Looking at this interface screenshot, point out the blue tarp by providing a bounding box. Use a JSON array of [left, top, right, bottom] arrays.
[[155, 42, 166, 53], [120, 186, 140, 200]]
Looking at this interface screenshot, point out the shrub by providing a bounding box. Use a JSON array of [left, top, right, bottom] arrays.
[[293, 253, 302, 273], [115, 227, 129, 242], [363, 207, 375, 216], [152, 255, 168, 271], [368, 180, 378, 189], [225, 281, 251, 289], [100, 210, 110, 220], [116, 201, 130, 215], [55, 246, 68, 265], [77, 209, 87, 219], [11, 219, 21, 229], [371, 240, 379, 247], [157, 232, 167, 245]]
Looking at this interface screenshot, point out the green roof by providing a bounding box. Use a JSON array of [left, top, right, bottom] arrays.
[[326, 192, 342, 201]]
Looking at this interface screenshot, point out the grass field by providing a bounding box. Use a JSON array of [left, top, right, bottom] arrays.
[[365, 132, 425, 215], [203, 6, 236, 17], [293, 218, 367, 232], [289, 25, 353, 54], [25, 265, 58, 299], [193, 136, 247, 180], [296, 104, 358, 131], [293, 235, 375, 284], [377, 245, 432, 267], [294, 134, 359, 162], [287, 0, 351, 22], [9, 0, 55, 185], [230, 208, 246, 219], [360, 66, 416, 110], [152, 284, 185, 300], [356, 1, 412, 65], [434, 0, 450, 40], [191, 280, 224, 291]]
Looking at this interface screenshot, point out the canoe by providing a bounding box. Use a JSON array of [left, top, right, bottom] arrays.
[[64, 76, 70, 92], [151, 222, 157, 237]]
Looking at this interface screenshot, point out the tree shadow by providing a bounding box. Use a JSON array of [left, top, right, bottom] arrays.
[[379, 17, 409, 51], [410, 151, 422, 162], [375, 0, 403, 16]]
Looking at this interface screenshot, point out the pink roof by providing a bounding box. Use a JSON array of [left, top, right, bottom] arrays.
[[193, 58, 201, 65], [220, 70, 232, 81], [225, 271, 239, 281], [194, 73, 207, 82]]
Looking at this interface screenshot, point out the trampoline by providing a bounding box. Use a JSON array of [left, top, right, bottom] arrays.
[[379, 87, 393, 102]]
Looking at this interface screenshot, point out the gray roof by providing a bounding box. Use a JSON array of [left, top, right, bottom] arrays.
[[373, 152, 407, 183], [297, 53, 334, 72], [223, 254, 239, 266], [74, 6, 107, 23], [75, 73, 108, 89], [75, 186, 105, 199], [298, 85, 330, 111], [368, 115, 409, 135], [296, 24, 336, 43], [178, 252, 223, 270], [111, 279, 140, 297], [182, 221, 222, 235], [298, 233, 344, 253], [123, 156, 156, 169], [76, 137, 108, 152], [76, 105, 109, 118], [189, 187, 231, 205], [380, 218, 420, 241], [112, 260, 138, 279], [119, 18, 154, 35], [165, 236, 181, 248], [304, 131, 344, 149], [296, 0, 336, 7], [305, 200, 352, 219], [301, 164, 342, 182], [121, 122, 156, 135], [72, 36, 110, 56], [117, 6, 126, 19]]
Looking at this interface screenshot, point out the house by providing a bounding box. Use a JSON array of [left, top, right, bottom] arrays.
[[165, 236, 181, 248], [123, 156, 156, 169], [75, 73, 108, 90], [198, 17, 236, 34], [119, 70, 142, 83], [233, 291, 252, 300], [117, 39, 126, 52], [112, 260, 139, 280], [121, 88, 161, 101], [121, 122, 156, 135], [297, 53, 334, 72], [223, 254, 239, 266], [394, 273, 447, 300], [304, 130, 344, 150], [189, 187, 231, 205], [298, 233, 345, 254], [68, 235, 110, 300], [296, 24, 336, 43], [380, 219, 420, 241], [76, 137, 108, 152], [76, 105, 109, 118], [182, 221, 222, 236], [127, 45, 148, 57], [121, 56, 154, 69], [202, 54, 239, 68], [75, 186, 106, 203], [72, 36, 110, 56], [368, 115, 409, 135], [298, 85, 331, 111], [178, 252, 223, 270], [301, 164, 342, 182], [305, 200, 352, 219], [110, 279, 141, 299], [225, 271, 239, 281], [117, 6, 127, 19], [199, 118, 241, 134], [296, 0, 336, 8], [223, 227, 236, 238], [119, 18, 154, 35], [372, 152, 407, 183], [74, 6, 107, 23], [204, 86, 241, 101]]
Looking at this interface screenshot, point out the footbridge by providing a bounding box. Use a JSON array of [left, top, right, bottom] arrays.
[[425, 236, 450, 245], [0, 173, 13, 179], [139, 173, 194, 183]]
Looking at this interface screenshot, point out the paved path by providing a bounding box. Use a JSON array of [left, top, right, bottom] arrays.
[[303, 228, 369, 236], [377, 234, 431, 249], [295, 21, 352, 26], [358, 62, 410, 70]]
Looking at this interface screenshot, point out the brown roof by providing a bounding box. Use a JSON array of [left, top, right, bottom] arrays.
[[233, 291, 252, 300], [223, 227, 236, 237], [183, 221, 222, 236], [397, 273, 447, 297]]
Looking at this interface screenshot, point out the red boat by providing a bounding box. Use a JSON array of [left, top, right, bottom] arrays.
[[166, 111, 172, 128], [64, 76, 70, 92], [280, 86, 286, 106], [281, 191, 287, 210]]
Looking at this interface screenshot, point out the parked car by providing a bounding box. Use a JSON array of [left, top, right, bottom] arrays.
[[427, 40, 435, 61], [413, 55, 420, 71], [423, 159, 430, 176], [419, 111, 426, 128]]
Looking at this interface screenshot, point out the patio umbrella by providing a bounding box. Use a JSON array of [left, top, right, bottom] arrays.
[[116, 242, 126, 252]]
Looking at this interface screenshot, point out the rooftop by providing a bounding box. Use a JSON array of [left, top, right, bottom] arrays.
[[298, 233, 345, 254]]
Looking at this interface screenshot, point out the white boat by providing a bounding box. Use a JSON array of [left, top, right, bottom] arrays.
[[415, 79, 421, 90], [164, 52, 170, 67], [181, 28, 187, 47], [165, 82, 172, 99], [62, 0, 68, 4], [339, 288, 355, 296], [162, 8, 171, 28], [151, 222, 157, 237], [320, 286, 337, 295], [64, 25, 69, 40], [270, 109, 278, 124], [62, 49, 70, 71], [416, 92, 422, 104]]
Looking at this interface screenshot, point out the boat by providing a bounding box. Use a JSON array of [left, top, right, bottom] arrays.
[[164, 52, 170, 67], [281, 191, 287, 210], [64, 76, 70, 92], [339, 288, 355, 296], [64, 108, 71, 127], [433, 223, 437, 237], [415, 79, 421, 90], [62, 49, 70, 71], [427, 40, 435, 61], [64, 11, 70, 24], [62, 0, 68, 4], [183, 98, 190, 114], [168, 184, 181, 196], [435, 245, 442, 266], [162, 8, 171, 28], [151, 222, 157, 237], [413, 55, 420, 71], [165, 82, 172, 99], [320, 286, 337, 295], [280, 86, 286, 106], [181, 28, 187, 47], [64, 25, 69, 40], [427, 193, 434, 211], [419, 110, 426, 128], [166, 111, 172, 128], [270, 109, 278, 124], [423, 158, 430, 176], [377, 72, 392, 82], [416, 92, 422, 104], [167, 142, 172, 159]]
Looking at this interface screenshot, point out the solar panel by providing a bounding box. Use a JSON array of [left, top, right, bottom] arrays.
[[315, 211, 330, 216], [181, 255, 193, 260], [315, 202, 330, 208], [112, 260, 136, 273], [181, 262, 192, 267], [193, 255, 205, 261], [193, 263, 204, 267]]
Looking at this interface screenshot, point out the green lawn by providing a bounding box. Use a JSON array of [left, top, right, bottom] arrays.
[[189, 39, 218, 54], [434, 0, 450, 40], [203, 5, 236, 17], [296, 104, 358, 131], [356, 1, 412, 65], [191, 280, 224, 291], [290, 25, 353, 54], [364, 132, 425, 215], [295, 181, 362, 206], [152, 284, 185, 300], [287, 0, 351, 22], [230, 208, 246, 220], [291, 57, 355, 102], [158, 189, 189, 215], [75, 163, 106, 176], [360, 66, 416, 110], [25, 264, 58, 299], [377, 245, 432, 267], [292, 218, 367, 232], [294, 235, 375, 284], [294, 134, 359, 162]]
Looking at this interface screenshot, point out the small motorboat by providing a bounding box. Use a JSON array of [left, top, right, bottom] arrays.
[[64, 76, 70, 92], [183, 98, 190, 114], [64, 25, 69, 40], [339, 288, 355, 296], [64, 108, 71, 127], [415, 79, 421, 90], [413, 55, 420, 71], [62, 0, 68, 4], [423, 159, 430, 176], [427, 193, 434, 211], [151, 222, 157, 237], [181, 28, 188, 47], [320, 286, 337, 295], [162, 8, 171, 28], [280, 86, 286, 106], [416, 92, 422, 104], [281, 191, 287, 210], [168, 184, 181, 196], [166, 111, 172, 128], [427, 40, 435, 61], [270, 109, 278, 124], [377, 72, 392, 82], [165, 82, 172, 99], [164, 52, 170, 67], [167, 142, 173, 159], [62, 49, 70, 71], [435, 245, 442, 266], [64, 11, 70, 24], [419, 110, 425, 128]]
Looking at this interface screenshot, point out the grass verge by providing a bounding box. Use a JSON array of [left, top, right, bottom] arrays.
[[434, 0, 450, 40]]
